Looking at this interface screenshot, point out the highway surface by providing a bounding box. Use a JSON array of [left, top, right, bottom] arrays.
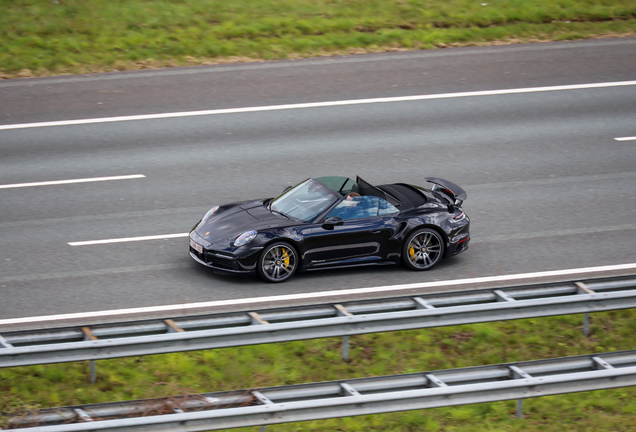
[[1, 38, 635, 324]]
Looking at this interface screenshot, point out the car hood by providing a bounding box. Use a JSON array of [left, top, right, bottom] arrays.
[[193, 200, 295, 244]]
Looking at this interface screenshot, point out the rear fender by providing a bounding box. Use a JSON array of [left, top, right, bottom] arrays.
[[402, 224, 450, 255]]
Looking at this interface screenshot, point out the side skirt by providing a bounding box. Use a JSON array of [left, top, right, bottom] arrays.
[[305, 260, 397, 272]]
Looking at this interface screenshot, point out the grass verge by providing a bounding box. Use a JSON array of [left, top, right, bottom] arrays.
[[2, 309, 636, 430], [1, 0, 635, 78]]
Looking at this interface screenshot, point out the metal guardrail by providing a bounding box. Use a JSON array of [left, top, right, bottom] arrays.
[[1, 276, 636, 368], [6, 349, 636, 431]]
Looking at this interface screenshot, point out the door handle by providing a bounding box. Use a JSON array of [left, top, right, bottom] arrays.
[[370, 230, 381, 234]]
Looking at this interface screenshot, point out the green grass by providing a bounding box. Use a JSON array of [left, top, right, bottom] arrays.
[[2, 309, 636, 430], [1, 0, 635, 78]]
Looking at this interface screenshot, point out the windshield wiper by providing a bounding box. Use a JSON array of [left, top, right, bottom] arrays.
[[271, 209, 292, 220]]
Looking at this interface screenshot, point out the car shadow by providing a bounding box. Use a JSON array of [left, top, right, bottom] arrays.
[[187, 254, 468, 289]]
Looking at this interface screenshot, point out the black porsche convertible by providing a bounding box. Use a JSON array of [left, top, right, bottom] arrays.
[[189, 176, 470, 282]]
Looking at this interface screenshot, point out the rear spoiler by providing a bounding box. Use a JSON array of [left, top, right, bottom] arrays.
[[425, 177, 467, 205]]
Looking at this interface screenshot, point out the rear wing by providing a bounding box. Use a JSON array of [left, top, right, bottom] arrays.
[[425, 177, 467, 205]]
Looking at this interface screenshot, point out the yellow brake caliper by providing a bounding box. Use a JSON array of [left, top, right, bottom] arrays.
[[409, 245, 416, 260], [281, 248, 290, 268]]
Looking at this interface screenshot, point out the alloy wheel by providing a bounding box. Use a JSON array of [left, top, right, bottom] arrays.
[[405, 229, 443, 270], [259, 243, 297, 282]]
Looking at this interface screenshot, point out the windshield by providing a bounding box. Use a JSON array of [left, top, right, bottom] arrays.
[[314, 176, 355, 194], [270, 179, 338, 222]]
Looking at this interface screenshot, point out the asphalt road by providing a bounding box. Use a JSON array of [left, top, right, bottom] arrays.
[[1, 38, 635, 323]]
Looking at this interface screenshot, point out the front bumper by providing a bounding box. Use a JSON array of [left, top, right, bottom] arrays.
[[188, 231, 260, 274], [188, 250, 253, 274]]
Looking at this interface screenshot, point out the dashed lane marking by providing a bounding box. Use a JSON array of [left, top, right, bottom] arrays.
[[0, 174, 145, 189], [68, 232, 188, 246]]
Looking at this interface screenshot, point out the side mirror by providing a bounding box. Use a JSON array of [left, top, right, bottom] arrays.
[[322, 216, 344, 229]]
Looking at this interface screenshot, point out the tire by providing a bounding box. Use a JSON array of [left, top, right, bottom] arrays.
[[257, 242, 298, 283], [402, 228, 444, 271]]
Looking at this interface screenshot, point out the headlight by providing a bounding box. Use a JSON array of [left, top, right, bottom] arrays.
[[233, 230, 257, 247], [201, 206, 220, 222]]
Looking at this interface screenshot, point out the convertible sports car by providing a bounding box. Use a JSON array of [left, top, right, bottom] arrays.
[[189, 176, 470, 282]]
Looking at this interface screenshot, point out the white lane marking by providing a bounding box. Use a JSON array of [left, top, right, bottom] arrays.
[[1, 80, 635, 131], [68, 232, 188, 246], [0, 174, 145, 189], [2, 262, 636, 326], [615, 136, 636, 141]]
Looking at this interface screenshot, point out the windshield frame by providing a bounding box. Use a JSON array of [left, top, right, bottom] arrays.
[[270, 178, 341, 223]]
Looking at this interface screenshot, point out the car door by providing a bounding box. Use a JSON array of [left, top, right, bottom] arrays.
[[303, 196, 387, 267]]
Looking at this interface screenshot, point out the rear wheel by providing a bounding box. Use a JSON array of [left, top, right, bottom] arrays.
[[257, 242, 298, 283], [402, 228, 444, 270]]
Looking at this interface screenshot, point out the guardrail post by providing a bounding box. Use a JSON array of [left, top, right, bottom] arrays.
[[0, 334, 13, 349], [494, 290, 517, 302], [509, 365, 531, 419], [425, 374, 447, 388], [252, 390, 273, 432], [248, 312, 270, 326], [575, 282, 595, 337], [335, 305, 353, 362], [89, 361, 97, 384], [592, 356, 614, 370], [341, 336, 350, 362], [164, 319, 185, 333], [82, 327, 98, 384], [413, 297, 435, 309]]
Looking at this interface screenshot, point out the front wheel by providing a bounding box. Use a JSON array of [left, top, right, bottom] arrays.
[[402, 228, 444, 271], [257, 242, 298, 283]]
